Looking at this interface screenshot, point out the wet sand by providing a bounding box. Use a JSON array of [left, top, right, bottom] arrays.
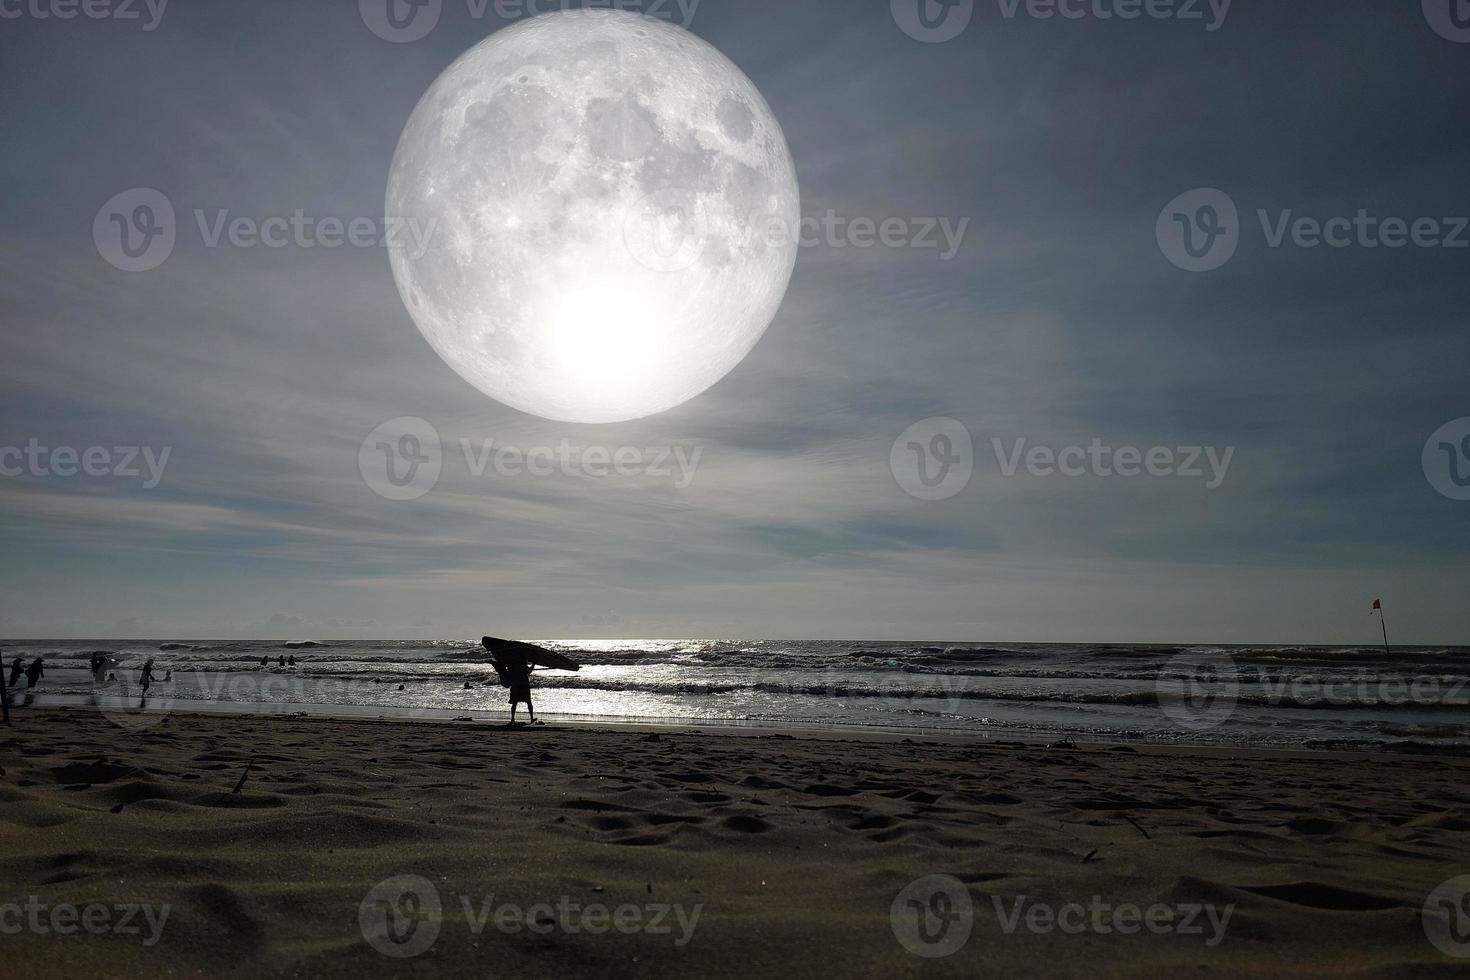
[[2, 708, 1468, 977]]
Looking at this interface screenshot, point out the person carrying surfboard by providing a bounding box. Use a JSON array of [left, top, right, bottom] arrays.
[[479, 637, 582, 725], [482, 636, 536, 724]]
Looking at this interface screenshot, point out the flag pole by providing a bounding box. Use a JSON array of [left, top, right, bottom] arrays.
[[1378, 604, 1391, 658]]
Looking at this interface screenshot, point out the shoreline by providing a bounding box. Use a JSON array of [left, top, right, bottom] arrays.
[[12, 697, 1470, 760], [10, 639, 1469, 761]]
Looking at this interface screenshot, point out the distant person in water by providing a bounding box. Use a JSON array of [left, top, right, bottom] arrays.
[[481, 637, 535, 724], [260, 656, 268, 668], [8, 656, 24, 688], [139, 659, 156, 694], [24, 658, 44, 688], [278, 655, 286, 667]]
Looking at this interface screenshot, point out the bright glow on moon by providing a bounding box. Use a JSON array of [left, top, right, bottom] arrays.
[[386, 9, 801, 423]]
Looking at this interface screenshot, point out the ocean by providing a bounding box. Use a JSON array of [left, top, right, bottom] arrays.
[[5, 639, 1468, 753]]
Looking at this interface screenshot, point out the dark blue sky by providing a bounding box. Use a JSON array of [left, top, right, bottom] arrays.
[[1, 0, 1466, 641]]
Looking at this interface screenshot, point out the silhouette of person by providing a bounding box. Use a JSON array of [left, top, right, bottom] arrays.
[[24, 658, 44, 689], [481, 638, 535, 724], [260, 656, 268, 668], [139, 659, 156, 694], [10, 656, 26, 688], [278, 655, 286, 667]]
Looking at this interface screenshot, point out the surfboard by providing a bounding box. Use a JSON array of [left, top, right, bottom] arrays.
[[481, 636, 580, 672]]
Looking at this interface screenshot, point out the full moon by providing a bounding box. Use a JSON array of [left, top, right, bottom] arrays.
[[386, 10, 800, 424]]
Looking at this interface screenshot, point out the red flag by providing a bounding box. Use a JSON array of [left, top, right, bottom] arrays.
[[1372, 599, 1382, 611]]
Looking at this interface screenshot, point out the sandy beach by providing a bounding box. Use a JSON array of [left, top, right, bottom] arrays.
[[3, 708, 1468, 977]]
